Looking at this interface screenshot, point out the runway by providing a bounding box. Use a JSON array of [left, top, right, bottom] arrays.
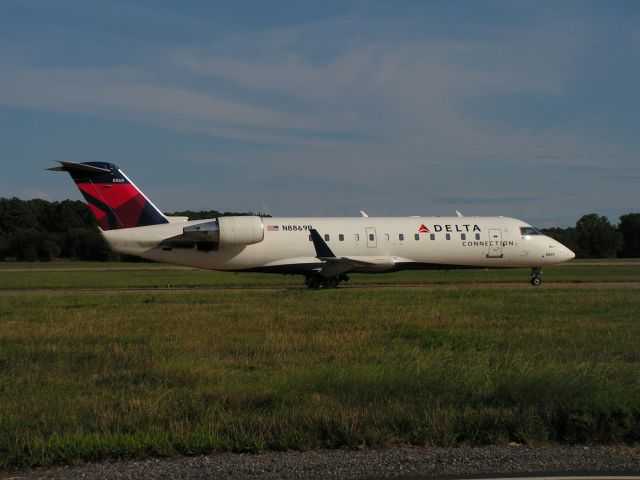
[[1, 282, 640, 295]]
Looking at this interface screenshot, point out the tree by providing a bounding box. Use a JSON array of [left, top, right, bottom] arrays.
[[574, 213, 622, 259], [165, 210, 271, 219], [8, 228, 41, 261], [39, 239, 61, 262], [0, 236, 7, 260], [618, 213, 640, 258]]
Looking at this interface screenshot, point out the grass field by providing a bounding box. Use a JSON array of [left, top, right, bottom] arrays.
[[0, 261, 639, 469]]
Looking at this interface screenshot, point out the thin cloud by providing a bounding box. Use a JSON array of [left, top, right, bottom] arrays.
[[0, 15, 586, 157], [429, 196, 545, 205], [1, 4, 637, 224], [20, 187, 51, 200]]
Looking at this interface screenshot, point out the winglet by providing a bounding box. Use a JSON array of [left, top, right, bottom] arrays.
[[309, 229, 336, 258]]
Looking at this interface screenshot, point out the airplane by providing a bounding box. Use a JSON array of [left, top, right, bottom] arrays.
[[50, 161, 575, 288]]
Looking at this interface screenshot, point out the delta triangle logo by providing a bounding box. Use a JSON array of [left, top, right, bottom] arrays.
[[418, 224, 429, 233]]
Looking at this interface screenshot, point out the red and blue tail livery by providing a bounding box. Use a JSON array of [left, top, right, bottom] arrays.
[[49, 161, 168, 230]]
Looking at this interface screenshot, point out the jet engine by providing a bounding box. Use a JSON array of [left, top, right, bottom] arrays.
[[182, 216, 264, 246]]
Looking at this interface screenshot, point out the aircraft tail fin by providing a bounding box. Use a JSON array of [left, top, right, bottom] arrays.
[[49, 161, 169, 230]]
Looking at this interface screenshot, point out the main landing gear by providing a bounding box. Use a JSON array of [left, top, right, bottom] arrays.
[[530, 267, 542, 286], [305, 274, 349, 289]]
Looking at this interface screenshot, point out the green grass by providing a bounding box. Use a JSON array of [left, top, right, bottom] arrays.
[[0, 259, 639, 289], [1, 273, 640, 468]]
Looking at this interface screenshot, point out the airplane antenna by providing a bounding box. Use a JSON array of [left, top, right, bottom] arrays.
[[456, 210, 464, 217], [360, 210, 369, 218]]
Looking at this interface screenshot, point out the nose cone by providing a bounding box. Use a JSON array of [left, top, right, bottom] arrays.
[[547, 238, 575, 263], [565, 247, 576, 260], [557, 243, 575, 261]]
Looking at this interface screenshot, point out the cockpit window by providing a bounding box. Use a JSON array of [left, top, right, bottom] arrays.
[[520, 227, 541, 236]]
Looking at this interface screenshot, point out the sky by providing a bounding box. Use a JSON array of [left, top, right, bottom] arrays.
[[1, 0, 639, 227]]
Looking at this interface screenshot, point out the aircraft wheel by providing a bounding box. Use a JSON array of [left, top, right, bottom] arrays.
[[305, 276, 321, 289], [529, 267, 542, 286], [306, 275, 344, 289], [325, 277, 339, 289]]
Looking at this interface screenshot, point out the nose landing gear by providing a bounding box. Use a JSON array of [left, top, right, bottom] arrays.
[[530, 267, 542, 286]]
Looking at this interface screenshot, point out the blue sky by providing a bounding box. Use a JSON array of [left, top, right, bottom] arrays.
[[1, 0, 638, 226]]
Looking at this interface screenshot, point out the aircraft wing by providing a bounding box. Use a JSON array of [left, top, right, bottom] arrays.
[[316, 256, 395, 276], [309, 228, 395, 276]]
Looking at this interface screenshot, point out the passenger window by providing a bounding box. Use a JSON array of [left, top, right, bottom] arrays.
[[430, 234, 435, 240], [446, 233, 451, 240], [399, 234, 404, 241], [475, 233, 480, 240], [414, 234, 419, 240], [324, 234, 330, 241], [354, 234, 359, 241], [339, 234, 344, 241], [369, 234, 374, 241], [385, 234, 390, 241], [309, 235, 312, 241], [461, 234, 466, 240]]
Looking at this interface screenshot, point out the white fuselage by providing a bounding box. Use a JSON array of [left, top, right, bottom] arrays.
[[102, 216, 575, 275]]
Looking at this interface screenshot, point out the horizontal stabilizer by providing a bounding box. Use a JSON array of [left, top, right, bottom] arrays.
[[165, 216, 189, 223], [48, 161, 111, 174]]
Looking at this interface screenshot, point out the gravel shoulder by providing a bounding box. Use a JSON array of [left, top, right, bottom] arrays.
[[3, 446, 640, 480]]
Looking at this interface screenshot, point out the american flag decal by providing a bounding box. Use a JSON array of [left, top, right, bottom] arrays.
[[267, 225, 279, 231]]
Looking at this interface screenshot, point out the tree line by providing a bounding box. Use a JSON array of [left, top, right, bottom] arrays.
[[0, 197, 638, 261], [541, 213, 639, 259], [0, 198, 266, 261]]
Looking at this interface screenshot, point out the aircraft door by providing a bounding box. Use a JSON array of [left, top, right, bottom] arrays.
[[486, 229, 503, 258], [366, 227, 377, 248]]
